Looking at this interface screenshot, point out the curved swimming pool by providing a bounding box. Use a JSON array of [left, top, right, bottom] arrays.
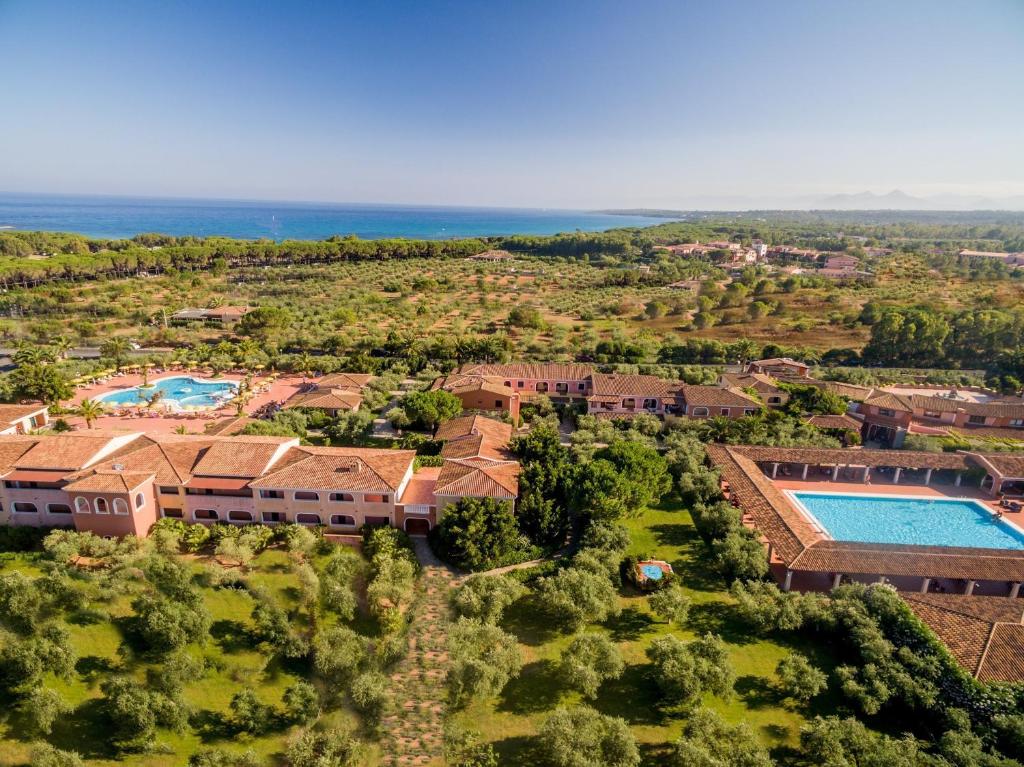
[[95, 376, 239, 409]]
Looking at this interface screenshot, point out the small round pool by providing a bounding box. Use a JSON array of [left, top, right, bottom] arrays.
[[95, 376, 239, 410], [640, 564, 664, 580]]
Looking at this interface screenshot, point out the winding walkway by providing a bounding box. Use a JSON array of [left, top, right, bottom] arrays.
[[380, 538, 461, 767]]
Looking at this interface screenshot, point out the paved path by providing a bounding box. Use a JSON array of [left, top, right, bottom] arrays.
[[380, 538, 461, 767]]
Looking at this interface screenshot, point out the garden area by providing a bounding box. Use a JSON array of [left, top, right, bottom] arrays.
[[0, 522, 421, 767]]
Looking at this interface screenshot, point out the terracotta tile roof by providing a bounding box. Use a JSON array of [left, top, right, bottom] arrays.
[[204, 416, 257, 436], [63, 470, 155, 494], [284, 388, 362, 411], [730, 445, 972, 471], [705, 445, 822, 564], [14, 433, 137, 471], [74, 437, 213, 486], [434, 414, 512, 445], [973, 453, 1024, 479], [719, 373, 785, 394], [435, 460, 519, 499], [316, 373, 374, 390], [863, 391, 913, 412], [790, 540, 1024, 581], [949, 426, 1024, 441], [191, 437, 296, 478], [438, 375, 516, 398], [440, 433, 512, 462], [750, 358, 808, 368], [249, 447, 414, 492], [806, 414, 864, 431], [908, 394, 1024, 419], [0, 403, 47, 424], [680, 385, 761, 409], [398, 467, 440, 506], [903, 593, 1024, 682], [0, 437, 41, 473], [457, 363, 594, 381], [590, 373, 680, 398]]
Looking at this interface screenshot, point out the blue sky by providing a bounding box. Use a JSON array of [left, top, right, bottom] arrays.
[[1, 0, 1022, 208]]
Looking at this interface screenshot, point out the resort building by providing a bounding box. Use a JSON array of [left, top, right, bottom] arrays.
[[453, 363, 595, 401], [706, 444, 1024, 597], [0, 429, 521, 537], [718, 373, 790, 408], [284, 373, 374, 415], [0, 403, 49, 434], [858, 390, 1024, 447], [745, 358, 812, 378], [585, 373, 683, 417], [678, 385, 762, 419], [170, 306, 252, 325], [431, 373, 521, 421]]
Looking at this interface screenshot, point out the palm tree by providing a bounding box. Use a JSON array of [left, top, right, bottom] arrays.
[[51, 335, 73, 361], [78, 399, 105, 429], [100, 337, 131, 370], [297, 352, 315, 382], [12, 341, 43, 368]]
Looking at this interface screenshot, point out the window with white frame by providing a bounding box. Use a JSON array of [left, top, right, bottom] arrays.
[[113, 498, 129, 515], [74, 497, 90, 514], [94, 498, 109, 514]]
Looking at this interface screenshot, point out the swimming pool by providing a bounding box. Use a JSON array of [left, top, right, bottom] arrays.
[[788, 491, 1024, 550], [95, 376, 239, 409], [640, 564, 664, 580]]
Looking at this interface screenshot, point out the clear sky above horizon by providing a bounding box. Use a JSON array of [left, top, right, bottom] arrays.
[[1, 0, 1022, 209]]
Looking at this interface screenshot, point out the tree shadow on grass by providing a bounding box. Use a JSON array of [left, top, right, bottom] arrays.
[[48, 698, 113, 758], [191, 708, 233, 743], [605, 606, 656, 642], [66, 607, 108, 626], [75, 654, 118, 681], [590, 663, 669, 727], [497, 659, 563, 714], [641, 742, 676, 767], [501, 597, 562, 646], [210, 618, 254, 652], [686, 601, 756, 645], [735, 674, 782, 710], [492, 734, 539, 765]]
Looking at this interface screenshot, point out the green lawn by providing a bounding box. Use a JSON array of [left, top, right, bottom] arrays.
[[0, 547, 381, 767], [452, 502, 843, 766]]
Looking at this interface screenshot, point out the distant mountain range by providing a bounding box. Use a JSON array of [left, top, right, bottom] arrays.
[[815, 190, 1024, 211], [601, 190, 1024, 215]]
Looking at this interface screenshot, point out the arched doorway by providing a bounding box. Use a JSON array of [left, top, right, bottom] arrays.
[[405, 518, 431, 536]]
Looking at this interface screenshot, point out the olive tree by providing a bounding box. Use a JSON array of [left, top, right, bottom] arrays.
[[776, 652, 828, 704], [537, 706, 640, 767], [447, 618, 522, 707], [559, 633, 625, 699]]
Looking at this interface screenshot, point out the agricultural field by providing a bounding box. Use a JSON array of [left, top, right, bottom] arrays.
[[5, 250, 1022, 360]]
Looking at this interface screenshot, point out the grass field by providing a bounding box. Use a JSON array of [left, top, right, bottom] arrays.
[[450, 502, 844, 766], [0, 548, 381, 767]]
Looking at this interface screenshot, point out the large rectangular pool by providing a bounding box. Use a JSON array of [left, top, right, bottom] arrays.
[[787, 491, 1024, 550]]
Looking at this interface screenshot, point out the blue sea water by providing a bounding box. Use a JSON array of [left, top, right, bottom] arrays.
[[96, 376, 238, 409], [791, 491, 1024, 550], [0, 193, 670, 241]]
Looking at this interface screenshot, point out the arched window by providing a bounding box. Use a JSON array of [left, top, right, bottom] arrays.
[[691, 407, 709, 417], [194, 508, 218, 521], [47, 503, 72, 515], [296, 512, 321, 525], [113, 498, 129, 515], [74, 497, 90, 514], [94, 498, 109, 514], [330, 514, 356, 526], [135, 492, 145, 509], [329, 492, 354, 502], [13, 502, 37, 513], [228, 510, 253, 522]]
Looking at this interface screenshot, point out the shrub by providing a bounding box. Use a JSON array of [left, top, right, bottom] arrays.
[[645, 633, 734, 707], [534, 567, 621, 631], [670, 707, 772, 767], [776, 652, 828, 703], [648, 584, 691, 625], [282, 681, 321, 723], [29, 744, 84, 767], [350, 670, 389, 722], [285, 728, 363, 767], [432, 497, 526, 571]]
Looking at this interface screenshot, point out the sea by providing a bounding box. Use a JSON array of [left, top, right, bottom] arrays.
[[0, 193, 670, 241]]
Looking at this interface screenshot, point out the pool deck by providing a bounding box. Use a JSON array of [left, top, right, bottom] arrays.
[[65, 372, 310, 435]]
